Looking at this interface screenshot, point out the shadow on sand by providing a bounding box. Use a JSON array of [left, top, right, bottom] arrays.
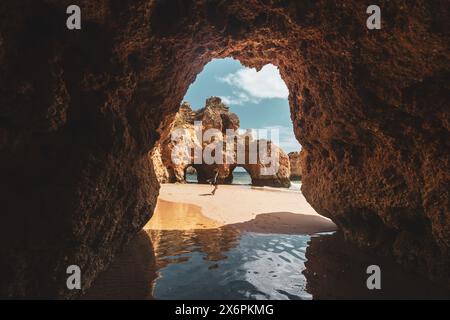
[[228, 211, 336, 235]]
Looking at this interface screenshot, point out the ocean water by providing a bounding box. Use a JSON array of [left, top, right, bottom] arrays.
[[186, 171, 301, 190]]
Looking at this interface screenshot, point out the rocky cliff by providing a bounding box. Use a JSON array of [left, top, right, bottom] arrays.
[[288, 151, 302, 180], [151, 97, 291, 188], [150, 102, 198, 183]]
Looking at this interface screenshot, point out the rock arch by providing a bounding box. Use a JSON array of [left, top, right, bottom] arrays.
[[0, 1, 449, 297], [151, 98, 292, 187], [227, 141, 291, 188], [184, 166, 197, 182]]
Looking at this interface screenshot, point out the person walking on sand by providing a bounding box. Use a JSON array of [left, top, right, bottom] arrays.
[[209, 169, 219, 195]]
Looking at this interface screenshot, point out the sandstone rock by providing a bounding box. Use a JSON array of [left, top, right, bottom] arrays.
[[288, 151, 302, 180], [230, 138, 291, 188], [150, 145, 170, 183], [0, 0, 448, 297], [150, 102, 199, 183], [152, 97, 291, 188]]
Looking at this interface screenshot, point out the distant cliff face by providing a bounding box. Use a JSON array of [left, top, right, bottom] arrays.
[[288, 152, 303, 180], [151, 97, 291, 188], [150, 102, 199, 183]]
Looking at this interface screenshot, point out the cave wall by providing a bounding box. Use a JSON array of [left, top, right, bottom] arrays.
[[0, 0, 449, 297]]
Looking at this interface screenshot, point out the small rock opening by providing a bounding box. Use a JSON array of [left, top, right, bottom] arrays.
[[184, 166, 198, 183]]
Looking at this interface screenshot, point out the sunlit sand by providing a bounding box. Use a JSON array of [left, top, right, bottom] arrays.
[[145, 184, 336, 234]]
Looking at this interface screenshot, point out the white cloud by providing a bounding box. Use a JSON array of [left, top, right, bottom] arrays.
[[260, 125, 302, 153], [233, 125, 301, 153], [218, 64, 289, 104], [219, 91, 260, 106]]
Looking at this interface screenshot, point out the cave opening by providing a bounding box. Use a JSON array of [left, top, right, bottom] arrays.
[[86, 37, 450, 299], [151, 58, 303, 188], [142, 57, 336, 300], [2, 1, 449, 300]]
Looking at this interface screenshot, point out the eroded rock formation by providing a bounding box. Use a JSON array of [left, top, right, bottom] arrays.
[[150, 102, 199, 183], [151, 97, 291, 188], [0, 0, 449, 298], [288, 151, 302, 180]]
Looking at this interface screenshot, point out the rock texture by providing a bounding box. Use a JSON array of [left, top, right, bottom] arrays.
[[150, 102, 199, 183], [288, 151, 302, 180], [0, 0, 449, 298], [151, 97, 291, 187], [236, 139, 291, 188]]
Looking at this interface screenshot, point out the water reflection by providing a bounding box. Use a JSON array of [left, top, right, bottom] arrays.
[[149, 229, 311, 300], [84, 230, 157, 300], [303, 232, 450, 299], [149, 228, 241, 265], [85, 201, 450, 300]]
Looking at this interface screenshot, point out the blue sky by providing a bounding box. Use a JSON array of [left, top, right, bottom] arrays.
[[183, 58, 301, 153]]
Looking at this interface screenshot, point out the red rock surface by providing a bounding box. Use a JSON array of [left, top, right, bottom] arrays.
[[0, 0, 449, 297], [288, 151, 302, 180]]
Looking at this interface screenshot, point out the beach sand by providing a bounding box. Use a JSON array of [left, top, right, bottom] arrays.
[[145, 183, 336, 234]]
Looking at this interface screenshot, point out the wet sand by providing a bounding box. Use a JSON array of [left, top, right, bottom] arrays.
[[148, 183, 336, 234], [145, 199, 223, 230]]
